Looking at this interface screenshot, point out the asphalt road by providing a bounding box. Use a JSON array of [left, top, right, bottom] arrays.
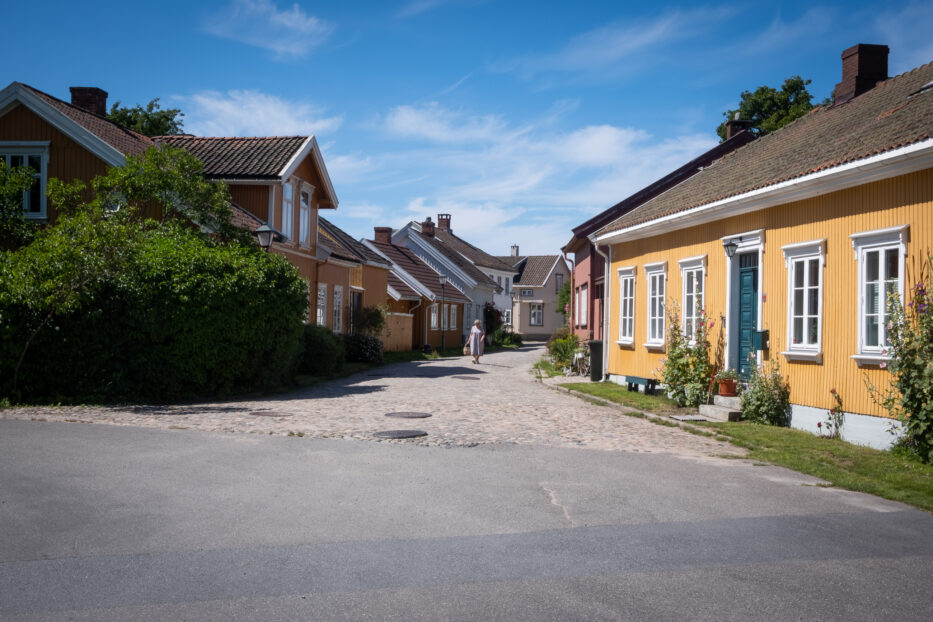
[[1, 419, 932, 621]]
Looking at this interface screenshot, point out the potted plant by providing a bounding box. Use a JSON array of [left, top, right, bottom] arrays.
[[715, 368, 741, 396]]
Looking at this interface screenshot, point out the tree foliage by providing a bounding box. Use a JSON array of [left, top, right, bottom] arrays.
[[107, 98, 184, 137], [659, 300, 713, 406], [557, 279, 571, 320], [716, 76, 815, 141], [0, 160, 38, 249]]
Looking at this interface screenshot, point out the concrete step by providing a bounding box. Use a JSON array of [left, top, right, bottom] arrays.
[[698, 404, 742, 422], [714, 395, 742, 409]]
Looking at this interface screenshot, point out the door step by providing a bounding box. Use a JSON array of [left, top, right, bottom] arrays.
[[698, 403, 742, 422], [714, 395, 742, 409]]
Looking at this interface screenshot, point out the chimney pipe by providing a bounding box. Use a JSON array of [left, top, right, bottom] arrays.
[[511, 244, 519, 257], [421, 217, 435, 237], [437, 213, 451, 230], [724, 112, 752, 140], [69, 87, 108, 117], [374, 227, 392, 244], [834, 43, 889, 105]]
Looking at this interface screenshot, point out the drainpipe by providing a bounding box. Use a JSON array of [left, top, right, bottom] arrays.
[[591, 242, 611, 382]]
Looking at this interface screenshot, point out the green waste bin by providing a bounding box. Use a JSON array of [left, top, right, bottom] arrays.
[[589, 340, 602, 382]]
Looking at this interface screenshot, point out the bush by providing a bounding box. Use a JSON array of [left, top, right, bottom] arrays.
[[870, 256, 933, 462], [741, 359, 791, 426], [659, 300, 713, 407], [0, 215, 308, 402], [343, 333, 384, 364], [298, 324, 345, 376], [547, 326, 570, 348], [548, 334, 579, 368], [492, 326, 523, 347], [353, 305, 387, 337], [483, 302, 502, 335]]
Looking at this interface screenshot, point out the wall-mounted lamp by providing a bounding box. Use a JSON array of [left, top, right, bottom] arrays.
[[722, 238, 740, 258]]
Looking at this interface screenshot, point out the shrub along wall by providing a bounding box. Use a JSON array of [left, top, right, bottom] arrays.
[[0, 216, 308, 403]]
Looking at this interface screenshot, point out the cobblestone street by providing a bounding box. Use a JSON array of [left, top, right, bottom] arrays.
[[2, 344, 743, 457]]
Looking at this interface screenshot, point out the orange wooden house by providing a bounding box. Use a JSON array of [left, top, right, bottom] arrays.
[[592, 45, 933, 449]]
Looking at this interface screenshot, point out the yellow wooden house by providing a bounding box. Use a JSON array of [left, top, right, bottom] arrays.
[[592, 45, 933, 449]]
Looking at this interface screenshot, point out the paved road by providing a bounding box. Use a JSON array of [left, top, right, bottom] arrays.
[[1, 420, 932, 621], [1, 345, 742, 456]]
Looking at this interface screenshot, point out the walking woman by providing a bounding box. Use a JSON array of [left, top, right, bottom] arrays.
[[469, 319, 485, 364]]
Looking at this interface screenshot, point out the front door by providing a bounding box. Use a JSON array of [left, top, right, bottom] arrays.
[[737, 253, 759, 380]]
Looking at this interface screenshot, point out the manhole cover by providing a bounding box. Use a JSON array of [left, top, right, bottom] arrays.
[[385, 412, 432, 419], [374, 430, 428, 439], [452, 376, 479, 380], [250, 411, 293, 417]]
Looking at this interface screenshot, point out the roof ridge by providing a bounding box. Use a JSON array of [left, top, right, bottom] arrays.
[[157, 135, 308, 141]]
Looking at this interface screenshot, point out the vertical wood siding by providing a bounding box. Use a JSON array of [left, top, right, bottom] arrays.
[[607, 168, 933, 418], [228, 185, 270, 221]]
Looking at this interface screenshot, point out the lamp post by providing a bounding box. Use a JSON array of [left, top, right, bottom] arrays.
[[255, 224, 274, 252], [438, 273, 448, 354]]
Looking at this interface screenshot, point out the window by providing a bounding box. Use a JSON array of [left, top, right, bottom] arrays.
[[333, 285, 343, 333], [299, 189, 311, 246], [679, 256, 706, 341], [317, 284, 327, 325], [282, 182, 294, 240], [430, 304, 439, 330], [851, 226, 907, 360], [497, 276, 502, 287], [530, 303, 543, 326], [618, 267, 635, 344], [580, 284, 588, 327], [442, 304, 449, 330], [503, 309, 512, 325], [645, 261, 667, 347], [555, 273, 563, 294], [450, 304, 457, 331], [2, 146, 48, 219], [782, 241, 825, 360], [574, 288, 580, 326], [475, 304, 481, 322], [464, 303, 472, 331], [520, 289, 534, 297]]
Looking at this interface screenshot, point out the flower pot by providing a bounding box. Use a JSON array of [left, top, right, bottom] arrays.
[[718, 379, 737, 396]]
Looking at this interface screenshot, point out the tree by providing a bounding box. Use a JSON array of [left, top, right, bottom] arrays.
[[716, 76, 815, 141], [107, 98, 184, 136], [0, 160, 38, 249]]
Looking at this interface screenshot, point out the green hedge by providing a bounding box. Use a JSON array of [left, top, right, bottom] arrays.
[[0, 218, 308, 402], [298, 324, 345, 376]]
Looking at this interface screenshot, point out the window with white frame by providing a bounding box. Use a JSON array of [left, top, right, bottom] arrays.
[[782, 240, 825, 358], [503, 309, 512, 325], [580, 283, 588, 327], [851, 226, 907, 358], [430, 303, 439, 330], [530, 303, 543, 326], [679, 256, 706, 341], [442, 304, 449, 330], [618, 267, 635, 343], [2, 146, 48, 219], [299, 189, 311, 246], [475, 304, 481, 322], [332, 285, 343, 332], [555, 273, 563, 294], [574, 288, 580, 326], [282, 182, 294, 240], [450, 304, 457, 331], [317, 284, 327, 326], [645, 261, 667, 347], [464, 303, 472, 331]]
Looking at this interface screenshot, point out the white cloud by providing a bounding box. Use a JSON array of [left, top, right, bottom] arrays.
[[325, 153, 375, 183], [739, 8, 834, 55], [205, 0, 334, 59], [874, 2, 933, 73], [384, 102, 507, 143], [181, 90, 343, 137], [397, 0, 487, 18]]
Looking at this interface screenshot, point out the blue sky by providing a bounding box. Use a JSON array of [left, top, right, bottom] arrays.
[[7, 1, 932, 254]]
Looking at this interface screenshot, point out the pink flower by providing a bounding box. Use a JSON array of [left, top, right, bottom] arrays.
[[708, 321, 715, 328], [829, 388, 836, 395], [817, 422, 822, 428]]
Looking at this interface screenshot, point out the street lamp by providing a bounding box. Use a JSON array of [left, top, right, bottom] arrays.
[[438, 273, 448, 354], [255, 224, 274, 252], [722, 238, 739, 258]]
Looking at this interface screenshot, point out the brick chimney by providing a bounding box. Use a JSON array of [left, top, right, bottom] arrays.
[[374, 227, 392, 244], [834, 44, 889, 105], [511, 244, 519, 257], [69, 87, 108, 117], [421, 216, 435, 237], [437, 213, 451, 230], [724, 112, 752, 140]]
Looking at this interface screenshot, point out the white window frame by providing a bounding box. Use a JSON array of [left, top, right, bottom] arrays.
[[503, 309, 512, 325], [644, 261, 667, 349], [464, 303, 472, 332], [332, 285, 343, 333], [850, 226, 908, 364], [521, 289, 534, 297], [281, 181, 294, 240], [450, 304, 457, 332], [530, 303, 543, 326], [679, 255, 707, 343], [316, 284, 327, 326], [1, 143, 49, 220], [617, 266, 636, 345], [574, 288, 580, 327], [580, 283, 588, 328], [430, 303, 439, 330], [442, 303, 449, 330], [781, 240, 825, 362], [298, 185, 313, 247]]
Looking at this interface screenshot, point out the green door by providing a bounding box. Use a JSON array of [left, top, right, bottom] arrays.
[[737, 253, 759, 380]]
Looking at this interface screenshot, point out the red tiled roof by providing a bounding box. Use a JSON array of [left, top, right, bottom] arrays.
[[495, 255, 561, 286], [433, 228, 517, 272], [414, 229, 498, 288], [598, 61, 933, 236], [155, 135, 308, 180], [319, 217, 391, 267], [19, 83, 154, 157], [388, 273, 419, 300], [368, 239, 471, 303]]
